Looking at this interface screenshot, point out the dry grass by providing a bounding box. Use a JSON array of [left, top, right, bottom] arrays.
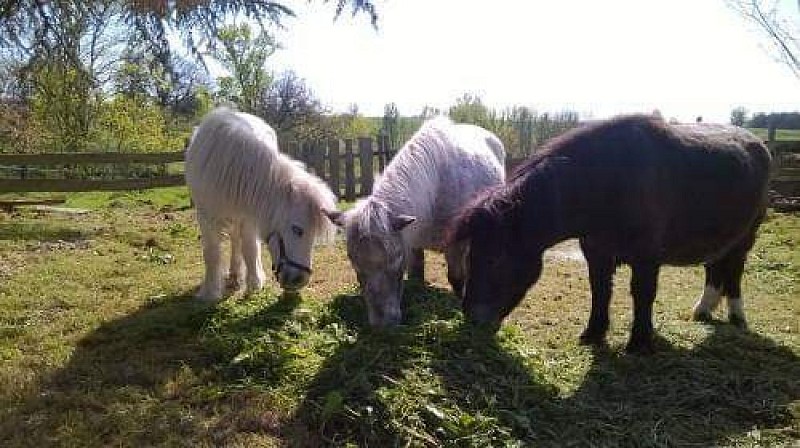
[[0, 187, 798, 447]]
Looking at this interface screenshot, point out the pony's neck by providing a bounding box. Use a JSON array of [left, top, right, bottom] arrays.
[[515, 163, 573, 251]]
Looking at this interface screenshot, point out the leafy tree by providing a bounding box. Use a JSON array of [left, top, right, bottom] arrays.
[[730, 106, 749, 126], [382, 102, 400, 147], [93, 95, 186, 153], [448, 93, 493, 129], [748, 111, 800, 129], [28, 61, 96, 152], [258, 70, 326, 138], [116, 45, 211, 117], [210, 23, 277, 113]]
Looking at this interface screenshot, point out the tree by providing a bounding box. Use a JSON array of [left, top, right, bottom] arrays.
[[382, 102, 400, 147], [257, 70, 326, 138], [728, 0, 800, 78], [208, 23, 276, 113], [1, 1, 378, 67], [730, 106, 749, 126], [448, 93, 493, 129]]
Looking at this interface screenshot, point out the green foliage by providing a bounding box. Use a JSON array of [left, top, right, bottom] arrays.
[[28, 62, 95, 152], [93, 96, 186, 153], [448, 93, 494, 129], [211, 23, 276, 113], [447, 93, 580, 156], [731, 106, 749, 126]]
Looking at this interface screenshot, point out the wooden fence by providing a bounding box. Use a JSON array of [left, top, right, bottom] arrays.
[[0, 136, 395, 201], [1, 134, 798, 201]]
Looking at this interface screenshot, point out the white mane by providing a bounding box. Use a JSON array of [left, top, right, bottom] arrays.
[[185, 107, 336, 242]]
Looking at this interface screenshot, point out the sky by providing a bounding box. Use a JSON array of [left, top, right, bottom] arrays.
[[232, 0, 800, 123]]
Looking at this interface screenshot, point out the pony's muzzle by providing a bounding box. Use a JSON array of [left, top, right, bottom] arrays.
[[278, 268, 310, 292], [366, 297, 402, 327], [463, 302, 502, 332]]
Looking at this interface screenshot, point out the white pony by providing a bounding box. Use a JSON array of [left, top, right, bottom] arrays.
[[185, 107, 336, 301], [325, 116, 506, 326]]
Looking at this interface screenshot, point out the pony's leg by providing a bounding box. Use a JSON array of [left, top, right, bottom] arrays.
[[227, 220, 245, 291], [445, 242, 467, 299], [408, 248, 425, 282], [196, 214, 225, 301], [721, 254, 748, 328], [626, 261, 660, 354], [692, 265, 723, 322], [579, 239, 616, 345], [694, 226, 756, 328], [241, 220, 266, 295]]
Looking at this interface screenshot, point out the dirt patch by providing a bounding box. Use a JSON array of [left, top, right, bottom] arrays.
[[544, 239, 585, 263]]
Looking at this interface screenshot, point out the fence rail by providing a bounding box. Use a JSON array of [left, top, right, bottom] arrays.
[[0, 136, 395, 199], [1, 134, 799, 200]]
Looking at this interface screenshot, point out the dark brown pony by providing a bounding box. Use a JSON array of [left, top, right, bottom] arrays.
[[449, 114, 771, 353]]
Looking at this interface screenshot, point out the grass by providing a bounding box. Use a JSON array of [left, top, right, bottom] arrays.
[[0, 187, 798, 447], [748, 128, 800, 142]]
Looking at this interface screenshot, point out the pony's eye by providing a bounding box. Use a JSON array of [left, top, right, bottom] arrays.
[[291, 225, 304, 237]]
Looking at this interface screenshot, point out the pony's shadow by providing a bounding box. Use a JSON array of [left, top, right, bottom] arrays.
[[554, 323, 800, 446], [289, 281, 559, 445], [290, 283, 800, 446], [2, 289, 301, 445]]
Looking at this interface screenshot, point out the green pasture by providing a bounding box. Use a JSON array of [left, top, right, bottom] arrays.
[[0, 187, 797, 446], [748, 128, 800, 141]]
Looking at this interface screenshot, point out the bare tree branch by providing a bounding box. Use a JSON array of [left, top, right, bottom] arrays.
[[728, 0, 800, 78]]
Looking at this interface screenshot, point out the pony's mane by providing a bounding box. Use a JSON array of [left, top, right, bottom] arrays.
[[448, 114, 665, 244], [186, 107, 336, 242], [347, 197, 394, 238], [370, 115, 455, 212]]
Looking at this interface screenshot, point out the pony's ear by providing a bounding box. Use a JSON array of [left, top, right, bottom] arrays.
[[323, 209, 345, 227], [390, 214, 416, 232]]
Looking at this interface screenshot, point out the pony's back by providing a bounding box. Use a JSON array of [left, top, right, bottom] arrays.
[[186, 108, 285, 216]]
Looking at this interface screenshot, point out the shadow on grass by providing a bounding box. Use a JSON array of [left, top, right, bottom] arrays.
[[554, 323, 800, 446], [0, 221, 93, 242], [0, 289, 301, 446], [288, 280, 560, 446], [288, 282, 800, 446], [4, 283, 796, 446]]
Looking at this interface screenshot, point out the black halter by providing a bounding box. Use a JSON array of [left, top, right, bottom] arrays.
[[266, 232, 312, 279]]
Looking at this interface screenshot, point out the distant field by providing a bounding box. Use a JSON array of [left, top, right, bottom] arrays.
[[0, 188, 798, 446], [749, 128, 800, 141]]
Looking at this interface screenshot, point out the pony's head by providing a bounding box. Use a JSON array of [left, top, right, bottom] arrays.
[[267, 169, 337, 292], [447, 188, 543, 328], [325, 199, 415, 327]]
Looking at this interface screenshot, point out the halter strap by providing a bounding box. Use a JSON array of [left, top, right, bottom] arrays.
[[266, 232, 312, 279]]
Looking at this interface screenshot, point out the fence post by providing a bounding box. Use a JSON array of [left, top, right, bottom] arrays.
[[358, 137, 374, 196], [767, 123, 780, 173], [328, 139, 341, 198], [313, 141, 326, 180], [377, 133, 387, 172], [344, 139, 356, 202], [286, 141, 298, 159]]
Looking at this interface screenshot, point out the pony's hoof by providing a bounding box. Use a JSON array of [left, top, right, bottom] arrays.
[[194, 288, 222, 303], [245, 276, 265, 295], [729, 314, 748, 329], [579, 332, 607, 347], [692, 310, 714, 323], [225, 273, 244, 291]]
